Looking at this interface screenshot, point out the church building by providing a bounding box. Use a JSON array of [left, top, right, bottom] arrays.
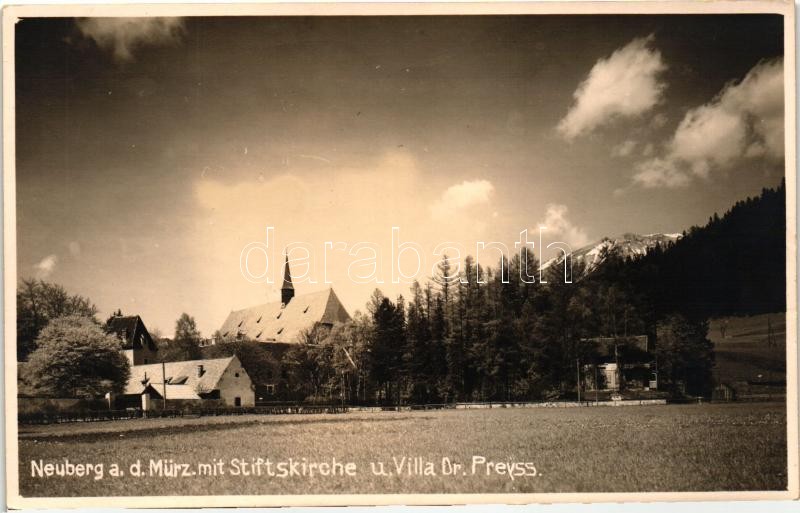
[[216, 255, 352, 401], [218, 255, 351, 345]]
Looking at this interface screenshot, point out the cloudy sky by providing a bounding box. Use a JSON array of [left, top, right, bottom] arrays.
[[16, 15, 784, 335]]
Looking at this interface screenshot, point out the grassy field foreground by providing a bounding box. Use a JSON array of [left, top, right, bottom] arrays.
[[18, 402, 787, 496]]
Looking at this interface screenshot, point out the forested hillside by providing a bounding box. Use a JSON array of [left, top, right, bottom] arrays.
[[622, 179, 786, 320]]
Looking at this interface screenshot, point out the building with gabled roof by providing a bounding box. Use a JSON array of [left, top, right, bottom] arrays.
[[124, 355, 254, 407], [581, 335, 655, 391], [218, 256, 351, 345], [105, 314, 159, 366], [219, 288, 351, 344]]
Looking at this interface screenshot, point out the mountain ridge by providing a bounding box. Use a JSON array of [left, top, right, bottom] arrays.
[[542, 232, 682, 274]]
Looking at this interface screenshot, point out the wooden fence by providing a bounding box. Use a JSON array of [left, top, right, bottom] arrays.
[[20, 397, 726, 425], [18, 404, 348, 425]]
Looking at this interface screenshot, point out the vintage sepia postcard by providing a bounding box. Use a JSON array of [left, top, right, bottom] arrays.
[[3, 1, 798, 508]]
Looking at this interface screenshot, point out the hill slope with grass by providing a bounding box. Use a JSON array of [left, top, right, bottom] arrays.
[[709, 312, 785, 399]]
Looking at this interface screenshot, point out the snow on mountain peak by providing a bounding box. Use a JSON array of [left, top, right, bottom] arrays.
[[541, 232, 681, 274]]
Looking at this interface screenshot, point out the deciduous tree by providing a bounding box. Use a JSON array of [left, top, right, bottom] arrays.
[[17, 279, 98, 361], [25, 315, 129, 397]]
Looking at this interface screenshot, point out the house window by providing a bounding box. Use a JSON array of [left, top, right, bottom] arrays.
[[265, 384, 276, 396], [235, 372, 240, 378], [234, 397, 241, 407], [144, 358, 149, 364]]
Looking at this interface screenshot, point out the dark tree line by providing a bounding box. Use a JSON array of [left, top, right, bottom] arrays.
[[286, 181, 786, 403], [286, 246, 711, 403]]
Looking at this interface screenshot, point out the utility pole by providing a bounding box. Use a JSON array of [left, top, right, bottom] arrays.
[[576, 359, 581, 404], [162, 360, 167, 409]]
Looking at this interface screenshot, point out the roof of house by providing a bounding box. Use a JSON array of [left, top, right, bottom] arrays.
[[106, 315, 157, 351], [125, 356, 238, 395], [582, 335, 649, 354], [219, 288, 351, 344], [137, 383, 202, 400]]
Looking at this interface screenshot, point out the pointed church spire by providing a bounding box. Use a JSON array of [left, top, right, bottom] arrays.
[[281, 252, 294, 305]]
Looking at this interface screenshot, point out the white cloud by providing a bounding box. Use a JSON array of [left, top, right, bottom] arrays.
[[632, 158, 690, 189], [557, 35, 667, 140], [430, 179, 495, 218], [671, 58, 783, 171], [629, 58, 783, 188], [537, 204, 590, 249], [671, 103, 746, 177], [34, 254, 58, 279], [76, 18, 185, 62], [611, 140, 637, 158]]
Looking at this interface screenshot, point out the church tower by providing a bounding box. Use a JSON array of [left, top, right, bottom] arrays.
[[281, 253, 294, 305]]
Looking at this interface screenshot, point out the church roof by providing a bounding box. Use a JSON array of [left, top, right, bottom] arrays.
[[219, 289, 351, 344], [125, 356, 238, 395]]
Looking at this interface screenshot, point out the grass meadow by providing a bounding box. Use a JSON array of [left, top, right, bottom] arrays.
[[17, 402, 787, 496]]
